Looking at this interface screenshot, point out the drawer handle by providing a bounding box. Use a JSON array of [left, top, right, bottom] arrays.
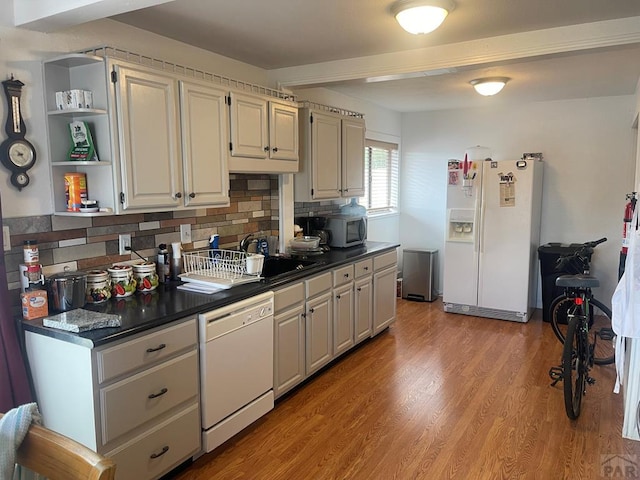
[[344, 273, 349, 278], [363, 266, 369, 271], [150, 446, 169, 459], [309, 308, 315, 314], [336, 294, 341, 300], [148, 387, 168, 399], [357, 287, 362, 292], [146, 343, 167, 353]]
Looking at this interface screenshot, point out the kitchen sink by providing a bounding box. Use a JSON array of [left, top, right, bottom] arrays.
[[260, 257, 322, 279]]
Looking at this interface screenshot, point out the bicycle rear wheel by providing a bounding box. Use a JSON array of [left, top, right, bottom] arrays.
[[562, 314, 587, 420], [550, 295, 614, 365]]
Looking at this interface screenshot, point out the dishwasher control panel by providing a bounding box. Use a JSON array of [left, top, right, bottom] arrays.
[[199, 291, 274, 343]]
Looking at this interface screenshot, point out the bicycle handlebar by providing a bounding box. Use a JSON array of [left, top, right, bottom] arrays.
[[554, 237, 607, 274]]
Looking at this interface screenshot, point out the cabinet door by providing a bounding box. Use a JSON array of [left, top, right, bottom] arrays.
[[274, 305, 305, 398], [373, 265, 397, 335], [305, 292, 333, 375], [269, 102, 298, 161], [355, 276, 372, 343], [341, 117, 366, 198], [229, 92, 268, 159], [179, 81, 230, 207], [333, 283, 354, 356], [311, 111, 341, 200], [112, 63, 182, 210]]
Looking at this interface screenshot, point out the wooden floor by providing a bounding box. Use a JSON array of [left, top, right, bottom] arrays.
[[175, 299, 640, 480]]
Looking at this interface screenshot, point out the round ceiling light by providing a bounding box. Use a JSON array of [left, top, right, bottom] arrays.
[[391, 0, 455, 35], [469, 77, 511, 96]]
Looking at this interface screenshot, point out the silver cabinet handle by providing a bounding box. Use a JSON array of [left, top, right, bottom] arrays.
[[148, 387, 168, 399], [146, 343, 166, 353], [150, 446, 169, 459]]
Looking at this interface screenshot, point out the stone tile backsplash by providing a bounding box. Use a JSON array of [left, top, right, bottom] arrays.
[[4, 174, 278, 309]]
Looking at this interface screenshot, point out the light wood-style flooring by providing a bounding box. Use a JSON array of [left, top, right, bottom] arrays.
[[175, 299, 640, 479]]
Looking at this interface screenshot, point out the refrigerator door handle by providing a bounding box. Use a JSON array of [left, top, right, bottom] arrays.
[[478, 181, 487, 254]]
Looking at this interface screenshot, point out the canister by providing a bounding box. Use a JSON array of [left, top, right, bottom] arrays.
[[64, 172, 88, 212], [108, 265, 136, 298], [132, 262, 158, 292], [85, 270, 111, 304]]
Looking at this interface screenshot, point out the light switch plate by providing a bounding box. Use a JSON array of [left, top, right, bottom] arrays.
[[3, 226, 9, 251], [180, 224, 192, 243]]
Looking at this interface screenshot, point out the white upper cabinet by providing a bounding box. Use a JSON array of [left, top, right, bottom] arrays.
[[228, 92, 299, 173], [341, 117, 366, 198], [110, 60, 229, 212], [295, 107, 366, 202], [111, 62, 183, 211], [179, 81, 229, 208], [269, 102, 299, 161], [229, 92, 268, 159]]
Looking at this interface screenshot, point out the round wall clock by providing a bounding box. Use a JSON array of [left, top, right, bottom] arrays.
[[0, 76, 37, 190]]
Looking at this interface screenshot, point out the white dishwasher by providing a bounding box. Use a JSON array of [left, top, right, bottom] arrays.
[[198, 291, 274, 453]]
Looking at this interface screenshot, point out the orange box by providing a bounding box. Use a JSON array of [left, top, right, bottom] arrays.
[[21, 290, 48, 320]]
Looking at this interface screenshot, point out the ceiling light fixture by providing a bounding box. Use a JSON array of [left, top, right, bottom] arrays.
[[469, 77, 510, 96], [391, 0, 455, 35]]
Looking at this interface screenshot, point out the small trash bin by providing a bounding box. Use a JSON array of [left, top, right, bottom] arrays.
[[538, 243, 586, 322], [402, 249, 437, 302]]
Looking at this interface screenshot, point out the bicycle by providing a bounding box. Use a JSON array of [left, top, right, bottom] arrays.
[[547, 237, 615, 419], [548, 238, 615, 366]]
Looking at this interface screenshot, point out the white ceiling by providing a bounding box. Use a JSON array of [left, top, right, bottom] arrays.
[[108, 0, 640, 112]]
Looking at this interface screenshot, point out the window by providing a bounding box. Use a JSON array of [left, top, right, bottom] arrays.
[[360, 140, 399, 214]]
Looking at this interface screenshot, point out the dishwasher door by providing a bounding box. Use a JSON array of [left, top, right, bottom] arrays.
[[199, 292, 274, 429]]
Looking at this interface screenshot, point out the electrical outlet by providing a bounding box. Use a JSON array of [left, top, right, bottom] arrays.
[[3, 226, 10, 251], [180, 224, 192, 243], [119, 234, 131, 255]]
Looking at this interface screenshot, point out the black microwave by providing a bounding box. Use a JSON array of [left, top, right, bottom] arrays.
[[325, 215, 367, 248]]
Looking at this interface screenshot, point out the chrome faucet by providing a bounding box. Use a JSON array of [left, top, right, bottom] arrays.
[[240, 233, 255, 253]]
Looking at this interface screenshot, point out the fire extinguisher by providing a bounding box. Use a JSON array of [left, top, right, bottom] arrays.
[[620, 191, 637, 279]]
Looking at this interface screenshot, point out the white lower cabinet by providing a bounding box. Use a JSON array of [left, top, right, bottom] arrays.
[[273, 249, 397, 399], [305, 289, 333, 375], [373, 249, 398, 335], [24, 317, 200, 480], [354, 276, 373, 343], [274, 282, 306, 398]]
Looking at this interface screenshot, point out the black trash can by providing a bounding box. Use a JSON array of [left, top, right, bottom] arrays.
[[538, 243, 585, 322]]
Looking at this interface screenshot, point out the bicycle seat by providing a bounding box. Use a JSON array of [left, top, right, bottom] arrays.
[[555, 274, 600, 288]]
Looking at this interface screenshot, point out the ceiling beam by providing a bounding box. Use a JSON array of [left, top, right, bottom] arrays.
[[14, 0, 175, 32], [270, 16, 640, 88]]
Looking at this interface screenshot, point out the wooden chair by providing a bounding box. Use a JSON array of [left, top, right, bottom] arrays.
[[0, 413, 116, 480]]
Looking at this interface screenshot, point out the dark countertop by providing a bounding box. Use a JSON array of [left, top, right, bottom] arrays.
[[21, 241, 399, 348]]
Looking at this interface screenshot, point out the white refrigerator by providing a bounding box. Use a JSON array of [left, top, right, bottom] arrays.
[[442, 158, 544, 322]]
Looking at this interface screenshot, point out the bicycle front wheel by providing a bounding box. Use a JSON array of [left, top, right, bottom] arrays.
[[551, 295, 614, 365], [563, 314, 587, 420]]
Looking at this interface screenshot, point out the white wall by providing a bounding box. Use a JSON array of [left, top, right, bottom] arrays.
[[401, 96, 637, 306], [0, 19, 269, 218], [291, 86, 402, 246]]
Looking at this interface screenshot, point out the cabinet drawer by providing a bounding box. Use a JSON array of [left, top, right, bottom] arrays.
[[97, 318, 197, 383], [305, 272, 332, 298], [354, 259, 373, 278], [333, 264, 354, 287], [275, 282, 304, 313], [374, 250, 398, 271], [107, 403, 200, 480], [100, 349, 198, 445]]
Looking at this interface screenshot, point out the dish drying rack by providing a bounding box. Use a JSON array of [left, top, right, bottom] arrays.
[[180, 249, 262, 289]]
